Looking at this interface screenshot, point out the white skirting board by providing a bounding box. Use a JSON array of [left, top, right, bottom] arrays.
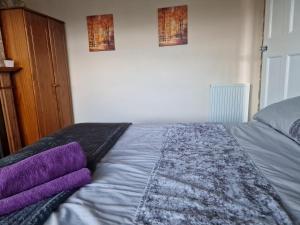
[[210, 84, 250, 123]]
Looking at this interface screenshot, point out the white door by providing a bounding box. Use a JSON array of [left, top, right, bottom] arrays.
[[261, 0, 300, 108]]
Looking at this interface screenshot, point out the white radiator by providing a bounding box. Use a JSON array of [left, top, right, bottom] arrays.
[[210, 83, 250, 123]]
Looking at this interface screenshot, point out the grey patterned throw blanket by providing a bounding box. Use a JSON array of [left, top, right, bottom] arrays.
[[135, 124, 293, 225]]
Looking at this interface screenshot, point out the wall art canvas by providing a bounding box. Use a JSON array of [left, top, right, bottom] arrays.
[[158, 5, 188, 47], [87, 14, 115, 51]]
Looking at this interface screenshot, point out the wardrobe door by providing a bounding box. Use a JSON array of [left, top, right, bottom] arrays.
[[25, 11, 61, 137], [0, 9, 40, 146], [48, 19, 74, 128]]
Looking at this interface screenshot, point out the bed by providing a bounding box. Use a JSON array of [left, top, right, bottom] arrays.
[[0, 97, 299, 225]]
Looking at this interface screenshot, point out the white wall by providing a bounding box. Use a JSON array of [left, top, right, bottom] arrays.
[[25, 0, 264, 123]]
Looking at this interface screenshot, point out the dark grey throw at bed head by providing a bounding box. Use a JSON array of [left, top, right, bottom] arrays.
[[254, 96, 300, 144]]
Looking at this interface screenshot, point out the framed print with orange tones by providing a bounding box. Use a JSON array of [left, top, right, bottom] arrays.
[[87, 14, 115, 51], [158, 5, 188, 47]]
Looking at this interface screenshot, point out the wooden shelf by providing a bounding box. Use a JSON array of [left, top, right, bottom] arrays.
[[0, 67, 22, 73]]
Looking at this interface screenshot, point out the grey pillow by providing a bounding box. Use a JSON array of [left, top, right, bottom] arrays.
[[254, 96, 300, 144]]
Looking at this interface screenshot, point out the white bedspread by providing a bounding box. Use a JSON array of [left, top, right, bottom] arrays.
[[231, 121, 300, 224]]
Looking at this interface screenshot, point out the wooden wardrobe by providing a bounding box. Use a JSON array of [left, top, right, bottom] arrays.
[[0, 8, 74, 146]]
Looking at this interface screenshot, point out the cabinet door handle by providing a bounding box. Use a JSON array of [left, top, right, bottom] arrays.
[[52, 83, 60, 87]]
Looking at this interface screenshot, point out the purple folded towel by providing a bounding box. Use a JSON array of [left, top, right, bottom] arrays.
[[0, 168, 91, 216], [0, 142, 86, 199]]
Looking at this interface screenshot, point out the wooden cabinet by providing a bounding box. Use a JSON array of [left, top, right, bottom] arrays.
[[0, 67, 22, 154], [0, 8, 73, 146]]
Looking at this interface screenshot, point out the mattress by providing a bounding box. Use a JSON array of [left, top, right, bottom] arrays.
[[44, 123, 300, 225]]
